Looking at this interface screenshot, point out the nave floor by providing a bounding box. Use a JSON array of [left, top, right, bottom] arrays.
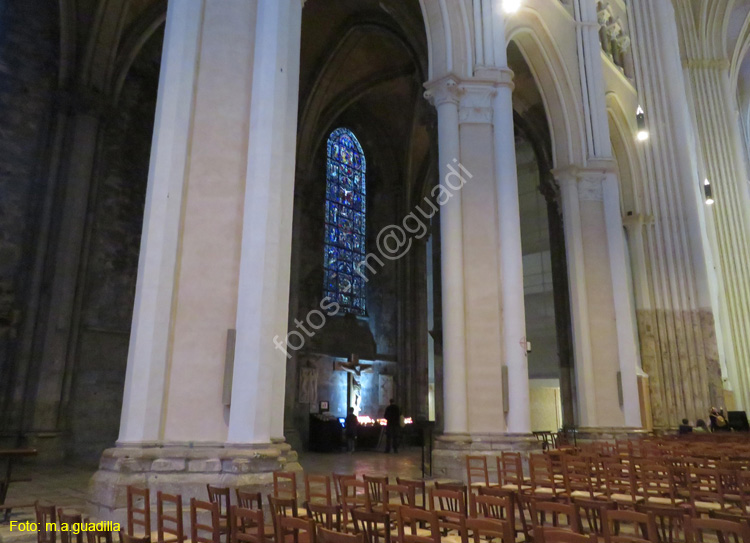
[[0, 448, 424, 543]]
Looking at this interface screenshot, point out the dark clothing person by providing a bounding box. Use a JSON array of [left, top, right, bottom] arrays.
[[384, 400, 401, 453], [679, 418, 693, 434], [345, 409, 358, 453]]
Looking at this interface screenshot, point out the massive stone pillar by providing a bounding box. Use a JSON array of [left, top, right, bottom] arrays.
[[91, 0, 302, 520], [554, 0, 642, 431], [427, 0, 537, 482], [673, 2, 750, 412], [626, 0, 723, 427]]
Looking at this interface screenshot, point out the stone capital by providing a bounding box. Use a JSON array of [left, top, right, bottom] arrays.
[[622, 212, 653, 232], [458, 82, 497, 124], [552, 165, 616, 202], [424, 75, 463, 107]]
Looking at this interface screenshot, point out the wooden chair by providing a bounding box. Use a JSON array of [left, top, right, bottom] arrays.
[[127, 486, 151, 538], [57, 510, 84, 543], [497, 452, 530, 492], [395, 479, 426, 510], [230, 506, 268, 543], [563, 457, 604, 500], [236, 490, 263, 510], [572, 497, 616, 536], [602, 509, 656, 543], [274, 472, 299, 501], [120, 535, 150, 543], [602, 460, 643, 508], [305, 474, 333, 507], [638, 463, 684, 507], [534, 527, 597, 543], [316, 527, 363, 543], [191, 498, 221, 543], [363, 476, 388, 508], [36, 503, 57, 543], [333, 474, 357, 504], [351, 509, 391, 543], [276, 516, 315, 543], [428, 487, 466, 517], [466, 456, 490, 489], [382, 484, 415, 517], [464, 518, 514, 543], [268, 495, 299, 536], [684, 516, 750, 543], [207, 485, 232, 543], [711, 509, 750, 526], [306, 503, 342, 531], [635, 503, 694, 543], [432, 482, 467, 513], [470, 491, 515, 537], [156, 492, 184, 543], [529, 454, 562, 498], [529, 499, 581, 536], [397, 506, 440, 543], [687, 466, 726, 515]]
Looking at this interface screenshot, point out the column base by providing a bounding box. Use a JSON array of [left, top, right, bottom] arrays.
[[88, 440, 301, 522], [573, 427, 649, 441], [432, 433, 543, 482]]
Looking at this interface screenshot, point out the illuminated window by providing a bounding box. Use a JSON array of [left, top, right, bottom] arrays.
[[323, 128, 366, 315]]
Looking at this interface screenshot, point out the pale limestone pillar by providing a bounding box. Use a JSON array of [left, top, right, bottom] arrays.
[[118, 0, 204, 444], [424, 78, 468, 435], [228, 0, 302, 444], [627, 0, 723, 425], [567, 0, 641, 428], [491, 70, 530, 434]]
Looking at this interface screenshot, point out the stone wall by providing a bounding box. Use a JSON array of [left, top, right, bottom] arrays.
[[0, 0, 59, 434]]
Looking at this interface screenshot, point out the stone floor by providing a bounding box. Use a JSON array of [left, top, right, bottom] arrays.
[[0, 448, 428, 542]]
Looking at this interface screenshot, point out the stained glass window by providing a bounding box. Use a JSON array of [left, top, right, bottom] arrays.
[[323, 128, 366, 315]]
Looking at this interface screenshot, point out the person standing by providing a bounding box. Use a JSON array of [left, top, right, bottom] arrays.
[[384, 398, 401, 453], [345, 407, 358, 453]]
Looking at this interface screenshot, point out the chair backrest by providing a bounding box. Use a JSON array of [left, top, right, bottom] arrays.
[[635, 503, 693, 543], [464, 518, 513, 543], [497, 452, 524, 490], [306, 503, 341, 531], [363, 475, 388, 505], [119, 534, 150, 543], [396, 478, 426, 509], [563, 458, 596, 497], [397, 506, 441, 543], [466, 456, 489, 487], [235, 490, 262, 511], [602, 509, 656, 543], [429, 487, 466, 517], [602, 461, 637, 501], [638, 463, 678, 504], [207, 485, 232, 522], [230, 506, 266, 543], [684, 516, 750, 543], [35, 503, 57, 543], [276, 516, 316, 543], [333, 473, 357, 503], [317, 527, 364, 543], [57, 510, 83, 543], [384, 483, 416, 510], [475, 487, 516, 535], [191, 498, 221, 543], [688, 466, 724, 507], [305, 474, 333, 506], [535, 527, 597, 543], [572, 497, 616, 536], [529, 499, 580, 532], [529, 454, 557, 490], [274, 472, 298, 501], [127, 486, 151, 537], [351, 508, 391, 543], [157, 491, 184, 543]]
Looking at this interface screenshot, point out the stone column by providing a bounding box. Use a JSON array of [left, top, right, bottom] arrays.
[[673, 0, 750, 410], [627, 0, 722, 426], [424, 78, 468, 436], [228, 0, 302, 445], [91, 0, 302, 521], [117, 0, 203, 446]]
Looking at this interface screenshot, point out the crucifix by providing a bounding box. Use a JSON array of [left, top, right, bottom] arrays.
[[335, 353, 372, 415]]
